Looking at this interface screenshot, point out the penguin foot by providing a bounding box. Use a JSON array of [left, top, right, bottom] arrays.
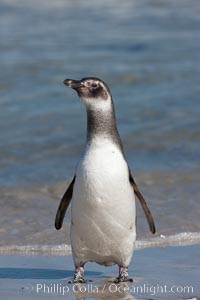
[[73, 266, 85, 283], [114, 277, 133, 283], [115, 267, 132, 283]]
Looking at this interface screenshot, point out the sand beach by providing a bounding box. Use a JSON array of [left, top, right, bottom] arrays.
[[0, 245, 199, 300]]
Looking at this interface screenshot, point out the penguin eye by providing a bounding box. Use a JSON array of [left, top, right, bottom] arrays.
[[91, 82, 98, 88], [85, 80, 99, 89]]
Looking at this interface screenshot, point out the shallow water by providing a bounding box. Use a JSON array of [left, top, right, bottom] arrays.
[[0, 246, 200, 299], [0, 0, 200, 249]]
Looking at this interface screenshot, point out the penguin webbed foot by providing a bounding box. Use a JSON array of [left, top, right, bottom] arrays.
[[68, 277, 86, 284], [73, 275, 85, 283], [114, 266, 133, 283], [73, 266, 85, 283], [114, 277, 133, 283]]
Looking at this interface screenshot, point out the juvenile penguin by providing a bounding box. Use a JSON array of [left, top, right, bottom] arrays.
[[55, 77, 155, 283]]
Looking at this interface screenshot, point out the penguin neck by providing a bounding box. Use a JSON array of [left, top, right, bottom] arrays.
[[86, 100, 123, 152]]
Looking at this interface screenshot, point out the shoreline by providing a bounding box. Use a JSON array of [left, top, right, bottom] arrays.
[[0, 232, 200, 256], [0, 245, 199, 299]]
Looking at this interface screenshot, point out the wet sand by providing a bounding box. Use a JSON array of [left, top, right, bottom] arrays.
[[0, 245, 199, 300], [1, 1, 200, 299]]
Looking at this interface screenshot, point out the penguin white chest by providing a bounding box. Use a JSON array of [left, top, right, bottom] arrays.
[[71, 137, 136, 267]]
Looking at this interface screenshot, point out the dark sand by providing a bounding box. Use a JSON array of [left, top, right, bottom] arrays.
[[0, 245, 199, 300]]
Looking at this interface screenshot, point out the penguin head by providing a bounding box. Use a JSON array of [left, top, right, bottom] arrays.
[[63, 77, 112, 110]]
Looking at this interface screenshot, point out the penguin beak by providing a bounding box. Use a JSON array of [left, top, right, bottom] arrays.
[[63, 79, 82, 89]]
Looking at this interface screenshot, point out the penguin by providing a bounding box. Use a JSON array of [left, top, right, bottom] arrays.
[[55, 77, 155, 283]]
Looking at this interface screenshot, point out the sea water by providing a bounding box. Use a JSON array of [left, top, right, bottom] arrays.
[[0, 0, 200, 253]]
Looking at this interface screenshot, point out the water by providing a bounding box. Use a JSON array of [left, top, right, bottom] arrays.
[[0, 0, 200, 251]]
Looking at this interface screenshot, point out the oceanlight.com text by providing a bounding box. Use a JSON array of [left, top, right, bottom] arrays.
[[22, 282, 194, 297]]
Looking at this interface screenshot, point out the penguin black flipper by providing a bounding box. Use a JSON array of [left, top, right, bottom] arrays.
[[55, 176, 76, 230], [129, 169, 156, 234]]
